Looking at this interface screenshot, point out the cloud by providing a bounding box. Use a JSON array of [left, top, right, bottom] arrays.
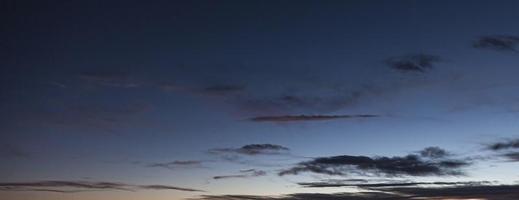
[[298, 180, 491, 188], [147, 160, 205, 170], [0, 143, 31, 159], [249, 114, 379, 122], [0, 180, 204, 193], [190, 184, 519, 200], [213, 169, 267, 180], [201, 85, 245, 96], [503, 152, 519, 161], [486, 138, 519, 151], [279, 148, 470, 177], [79, 71, 142, 88], [386, 54, 441, 73], [418, 146, 451, 159], [209, 144, 290, 156], [473, 35, 519, 52]]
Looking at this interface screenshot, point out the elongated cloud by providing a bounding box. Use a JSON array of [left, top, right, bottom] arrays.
[[249, 114, 379, 122], [279, 147, 469, 177], [298, 180, 491, 188], [209, 144, 290, 156], [487, 138, 519, 151], [213, 169, 266, 180], [191, 184, 519, 200], [418, 146, 451, 159], [473, 35, 519, 52], [386, 54, 441, 73], [0, 180, 204, 193], [147, 160, 205, 170]]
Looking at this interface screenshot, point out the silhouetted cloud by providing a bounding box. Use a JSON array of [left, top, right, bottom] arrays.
[[418, 146, 450, 159], [279, 147, 469, 177], [249, 114, 379, 122], [0, 180, 204, 193], [213, 169, 266, 180], [209, 144, 290, 156], [191, 184, 519, 200], [386, 54, 441, 73], [487, 138, 519, 151], [147, 160, 205, 170], [298, 180, 491, 188], [473, 35, 519, 52]]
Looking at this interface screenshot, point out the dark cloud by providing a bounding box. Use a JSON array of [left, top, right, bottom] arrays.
[[503, 152, 519, 161], [386, 54, 441, 73], [418, 146, 450, 159], [209, 144, 290, 156], [201, 85, 245, 96], [279, 149, 470, 177], [147, 160, 205, 170], [191, 184, 519, 200], [473, 35, 519, 52], [298, 180, 491, 188], [213, 169, 267, 180], [487, 138, 519, 151], [249, 114, 379, 122], [0, 180, 204, 193]]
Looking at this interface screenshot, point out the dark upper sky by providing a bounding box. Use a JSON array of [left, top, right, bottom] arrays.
[[2, 1, 519, 200]]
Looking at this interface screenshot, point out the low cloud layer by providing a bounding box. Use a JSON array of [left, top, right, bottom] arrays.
[[249, 114, 379, 122], [191, 184, 519, 200], [0, 180, 204, 193], [279, 147, 469, 177]]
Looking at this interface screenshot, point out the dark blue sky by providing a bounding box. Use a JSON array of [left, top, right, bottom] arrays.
[[2, 1, 519, 199]]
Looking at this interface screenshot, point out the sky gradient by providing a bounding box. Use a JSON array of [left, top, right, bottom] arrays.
[[2, 0, 519, 199]]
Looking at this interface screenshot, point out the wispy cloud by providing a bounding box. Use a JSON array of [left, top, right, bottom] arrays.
[[213, 169, 267, 180], [485, 138, 519, 162], [279, 147, 469, 177], [209, 144, 290, 156], [386, 54, 441, 73], [0, 180, 204, 193], [147, 160, 205, 170], [473, 35, 519, 52], [298, 180, 491, 188], [249, 114, 379, 122], [79, 71, 142, 88], [418, 146, 451, 159]]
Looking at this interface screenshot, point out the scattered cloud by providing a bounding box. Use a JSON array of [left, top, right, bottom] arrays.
[[209, 144, 290, 156], [418, 146, 451, 159], [0, 180, 204, 193], [213, 169, 267, 180], [473, 35, 519, 52], [486, 138, 519, 151], [386, 54, 441, 73], [249, 114, 379, 122], [279, 147, 469, 177], [147, 160, 205, 170]]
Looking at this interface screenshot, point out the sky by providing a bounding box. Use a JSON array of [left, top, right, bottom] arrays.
[[2, 0, 519, 199]]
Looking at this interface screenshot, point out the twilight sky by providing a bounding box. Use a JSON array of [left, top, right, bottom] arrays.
[[2, 1, 519, 200]]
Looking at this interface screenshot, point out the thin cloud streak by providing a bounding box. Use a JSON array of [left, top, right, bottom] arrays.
[[249, 114, 379, 122], [0, 180, 204, 193]]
